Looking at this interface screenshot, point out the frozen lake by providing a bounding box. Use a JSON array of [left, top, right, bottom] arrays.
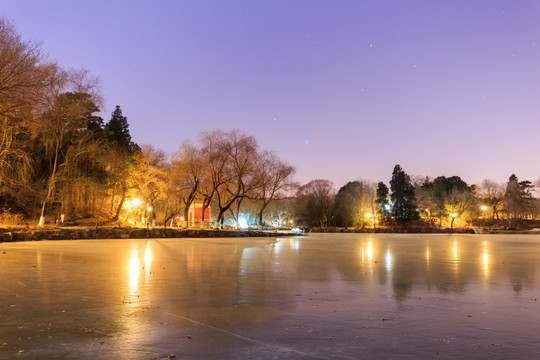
[[1, 233, 540, 359]]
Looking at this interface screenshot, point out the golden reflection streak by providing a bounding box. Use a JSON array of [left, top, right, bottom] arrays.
[[129, 250, 140, 294], [37, 251, 42, 271], [144, 243, 152, 276], [452, 241, 459, 273], [426, 245, 430, 270], [482, 241, 489, 279], [359, 240, 375, 279], [367, 241, 373, 263]]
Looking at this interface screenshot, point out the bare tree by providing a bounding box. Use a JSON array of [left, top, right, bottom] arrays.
[[132, 145, 167, 226], [295, 179, 335, 228], [252, 151, 296, 230], [169, 141, 203, 227], [444, 188, 477, 230], [362, 180, 377, 229], [106, 147, 135, 221], [478, 179, 505, 220], [0, 18, 48, 210], [197, 130, 232, 228], [212, 130, 258, 229], [35, 69, 102, 226]]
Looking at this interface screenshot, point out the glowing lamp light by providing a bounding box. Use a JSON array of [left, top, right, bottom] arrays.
[[366, 213, 373, 218], [481, 206, 488, 211], [451, 213, 457, 218], [239, 217, 248, 229], [147, 206, 152, 212], [131, 198, 142, 207]]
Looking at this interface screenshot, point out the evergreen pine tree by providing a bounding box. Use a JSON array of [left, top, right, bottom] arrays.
[[375, 181, 390, 223], [104, 105, 134, 152], [389, 165, 419, 223]]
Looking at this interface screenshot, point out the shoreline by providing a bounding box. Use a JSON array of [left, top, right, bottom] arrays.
[[0, 227, 300, 243], [310, 227, 540, 235], [1, 226, 538, 243]]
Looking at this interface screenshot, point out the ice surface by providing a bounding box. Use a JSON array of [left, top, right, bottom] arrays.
[[1, 234, 540, 359]]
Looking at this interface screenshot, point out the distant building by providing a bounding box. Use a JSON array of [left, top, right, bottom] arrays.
[[188, 202, 211, 228]]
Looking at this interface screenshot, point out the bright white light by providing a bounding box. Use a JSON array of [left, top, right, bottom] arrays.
[[384, 204, 391, 211], [131, 198, 142, 207], [385, 249, 393, 272], [239, 217, 248, 229]]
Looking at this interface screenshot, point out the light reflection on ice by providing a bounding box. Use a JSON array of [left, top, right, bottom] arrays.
[[385, 249, 393, 272], [144, 243, 152, 276], [426, 245, 430, 270], [367, 241, 373, 262], [482, 240, 489, 279], [452, 241, 459, 273], [128, 249, 139, 294], [3, 235, 540, 358]]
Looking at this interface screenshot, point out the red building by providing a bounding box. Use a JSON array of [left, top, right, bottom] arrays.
[[188, 202, 211, 228]]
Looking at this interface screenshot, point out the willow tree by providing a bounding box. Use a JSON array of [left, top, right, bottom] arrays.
[[252, 151, 296, 230], [0, 18, 48, 212], [36, 69, 102, 226], [197, 130, 231, 228], [132, 145, 167, 226], [209, 130, 258, 230], [169, 141, 203, 228]]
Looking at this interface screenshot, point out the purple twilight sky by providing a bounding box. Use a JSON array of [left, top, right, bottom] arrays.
[[2, 0, 539, 189]]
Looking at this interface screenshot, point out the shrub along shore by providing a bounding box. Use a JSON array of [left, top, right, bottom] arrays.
[[0, 227, 300, 243]]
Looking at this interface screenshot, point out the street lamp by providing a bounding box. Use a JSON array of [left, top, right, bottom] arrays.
[[450, 213, 457, 232], [366, 212, 375, 229], [129, 198, 142, 226], [480, 205, 487, 220]]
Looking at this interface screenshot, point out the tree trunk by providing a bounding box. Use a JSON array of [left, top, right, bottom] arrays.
[[200, 194, 213, 229], [233, 198, 244, 230], [183, 206, 190, 228], [110, 183, 116, 215], [213, 209, 224, 230], [39, 141, 61, 227], [112, 186, 126, 221], [257, 200, 270, 231]]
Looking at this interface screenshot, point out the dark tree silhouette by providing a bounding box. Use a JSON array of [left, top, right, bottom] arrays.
[[390, 165, 419, 223]]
